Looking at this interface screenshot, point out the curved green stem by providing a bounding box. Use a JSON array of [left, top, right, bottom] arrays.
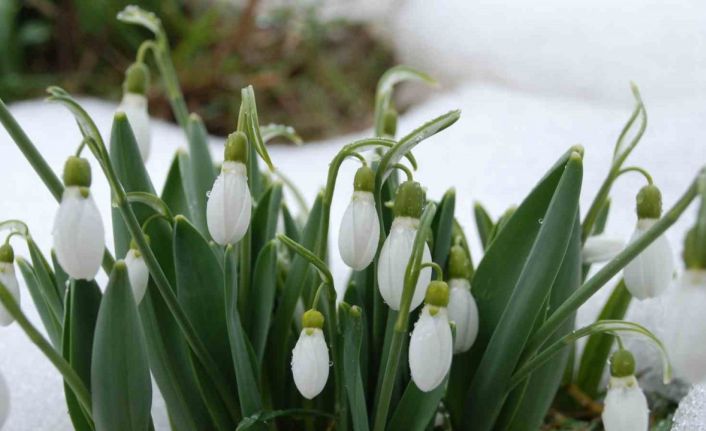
[[391, 163, 413, 182], [136, 40, 157, 64], [141, 213, 173, 233], [616, 166, 653, 185], [420, 261, 444, 281], [125, 191, 173, 219], [0, 281, 93, 416]]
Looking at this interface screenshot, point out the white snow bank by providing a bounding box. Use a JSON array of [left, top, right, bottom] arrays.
[[0, 82, 703, 428]]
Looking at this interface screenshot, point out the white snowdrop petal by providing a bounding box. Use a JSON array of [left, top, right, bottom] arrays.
[[377, 217, 432, 310], [53, 188, 106, 280], [206, 162, 252, 245], [291, 329, 330, 399], [0, 369, 8, 428], [662, 270, 706, 384], [0, 263, 20, 326], [582, 235, 624, 264], [125, 250, 150, 305], [623, 219, 673, 300], [601, 376, 649, 431], [118, 93, 151, 162], [447, 279, 479, 353], [409, 306, 453, 392], [338, 192, 379, 270]]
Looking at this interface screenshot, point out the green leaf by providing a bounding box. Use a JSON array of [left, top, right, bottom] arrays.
[[27, 238, 63, 324], [341, 303, 369, 431], [248, 241, 278, 362], [374, 65, 436, 136], [161, 153, 190, 218], [388, 378, 448, 431], [178, 150, 204, 234], [251, 183, 283, 259], [224, 246, 265, 421], [576, 280, 632, 397], [431, 188, 456, 274], [242, 86, 274, 172], [281, 204, 301, 242], [235, 409, 335, 430], [51, 250, 69, 299], [91, 262, 152, 431], [463, 151, 583, 430], [184, 114, 217, 236], [16, 258, 62, 348], [473, 202, 495, 250], [63, 280, 102, 431]]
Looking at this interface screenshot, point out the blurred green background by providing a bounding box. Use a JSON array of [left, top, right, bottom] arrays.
[[0, 0, 395, 140]]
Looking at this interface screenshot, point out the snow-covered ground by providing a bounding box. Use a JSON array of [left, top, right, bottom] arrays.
[[1, 1, 705, 429]]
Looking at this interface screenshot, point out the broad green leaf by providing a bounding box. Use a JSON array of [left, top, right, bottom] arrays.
[[431, 188, 456, 273], [63, 280, 102, 431], [248, 242, 278, 362], [341, 303, 369, 431], [27, 238, 63, 323], [184, 114, 216, 236], [576, 280, 631, 397], [473, 202, 495, 250], [51, 250, 69, 299], [161, 153, 190, 218], [235, 409, 335, 430], [281, 204, 301, 242], [387, 376, 448, 431], [224, 246, 265, 422], [91, 262, 152, 431], [446, 149, 576, 425], [16, 258, 62, 348], [374, 65, 436, 136], [464, 152, 583, 430], [178, 151, 204, 233], [251, 183, 283, 259]]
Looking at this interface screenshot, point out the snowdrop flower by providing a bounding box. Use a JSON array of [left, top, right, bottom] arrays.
[[206, 132, 252, 245], [53, 157, 105, 281], [0, 368, 8, 428], [291, 309, 329, 399], [124, 239, 149, 305], [624, 185, 673, 299], [409, 280, 453, 392], [0, 245, 20, 326], [446, 245, 479, 353], [378, 180, 431, 310], [582, 235, 624, 264], [338, 166, 379, 270], [117, 63, 151, 161], [602, 349, 649, 431]]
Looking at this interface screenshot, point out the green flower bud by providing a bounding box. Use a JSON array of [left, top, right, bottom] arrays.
[[123, 63, 150, 95], [610, 349, 636, 378], [63, 156, 92, 188], [354, 166, 375, 192], [302, 309, 325, 329], [394, 181, 425, 219], [448, 244, 471, 279], [383, 108, 398, 137], [636, 184, 662, 219], [225, 131, 248, 163], [683, 227, 706, 270], [0, 244, 14, 263], [425, 280, 450, 308]]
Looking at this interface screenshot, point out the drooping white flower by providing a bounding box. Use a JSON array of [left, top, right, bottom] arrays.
[[662, 270, 706, 384], [118, 93, 151, 162], [53, 157, 105, 281], [623, 219, 673, 299], [0, 368, 9, 428], [291, 309, 329, 399], [602, 349, 649, 431], [582, 235, 624, 264], [338, 166, 379, 270], [0, 245, 20, 327], [124, 247, 149, 305], [447, 278, 479, 353], [409, 281, 453, 392], [378, 217, 432, 310]]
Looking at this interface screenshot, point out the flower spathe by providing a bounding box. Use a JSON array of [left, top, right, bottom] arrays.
[[378, 217, 432, 310], [206, 161, 252, 245], [623, 218, 674, 299], [291, 309, 329, 399], [53, 187, 105, 280], [447, 278, 479, 353], [118, 93, 151, 162], [662, 270, 706, 384], [602, 375, 649, 431], [124, 248, 149, 305], [338, 191, 379, 270], [0, 245, 20, 326]]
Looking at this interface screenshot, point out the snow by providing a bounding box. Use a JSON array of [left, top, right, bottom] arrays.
[[1, 0, 705, 428]]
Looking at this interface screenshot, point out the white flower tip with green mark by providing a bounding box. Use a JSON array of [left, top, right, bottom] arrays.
[[53, 187, 105, 281], [125, 249, 149, 305], [291, 328, 329, 399], [206, 161, 252, 246], [447, 278, 479, 354], [338, 191, 379, 271], [0, 262, 20, 326], [582, 235, 624, 264], [409, 305, 453, 392], [118, 93, 151, 162], [601, 375, 649, 431], [377, 216, 431, 310], [623, 218, 674, 300], [662, 270, 706, 384]]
